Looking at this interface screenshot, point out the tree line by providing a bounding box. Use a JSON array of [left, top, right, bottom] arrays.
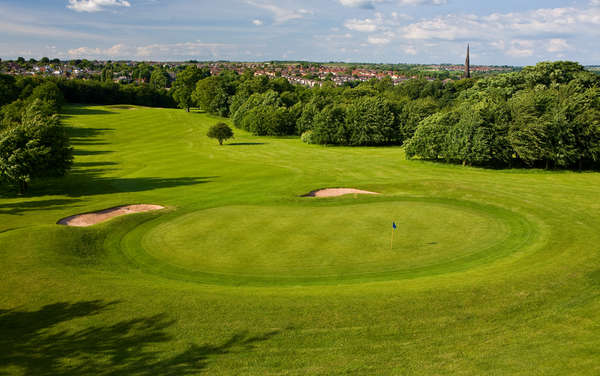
[[172, 61, 600, 169], [0, 74, 178, 193], [2, 60, 598, 186]]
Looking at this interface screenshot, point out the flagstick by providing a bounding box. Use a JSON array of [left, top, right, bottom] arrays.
[[391, 228, 394, 250]]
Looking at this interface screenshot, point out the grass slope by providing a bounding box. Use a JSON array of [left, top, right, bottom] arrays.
[[1, 104, 599, 375]]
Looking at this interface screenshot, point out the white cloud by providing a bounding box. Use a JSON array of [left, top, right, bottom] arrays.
[[64, 41, 234, 60], [547, 38, 569, 52], [368, 35, 392, 45], [67, 44, 128, 57], [404, 46, 417, 55], [338, 0, 446, 8], [244, 1, 312, 24], [105, 43, 126, 55], [252, 19, 264, 26], [399, 6, 600, 43], [506, 40, 534, 57], [337, 5, 600, 61], [338, 0, 384, 9], [398, 0, 446, 4], [344, 18, 379, 32], [67, 0, 131, 13], [0, 20, 102, 40], [135, 41, 232, 59]]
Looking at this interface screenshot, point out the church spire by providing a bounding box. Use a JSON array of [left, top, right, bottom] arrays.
[[464, 44, 471, 79]]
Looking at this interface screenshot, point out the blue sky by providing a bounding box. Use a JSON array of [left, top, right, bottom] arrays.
[[1, 0, 599, 65]]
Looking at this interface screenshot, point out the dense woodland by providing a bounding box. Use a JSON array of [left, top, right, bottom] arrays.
[[1, 61, 599, 190]]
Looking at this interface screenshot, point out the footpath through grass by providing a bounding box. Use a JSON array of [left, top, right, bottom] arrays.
[[1, 105, 599, 375]]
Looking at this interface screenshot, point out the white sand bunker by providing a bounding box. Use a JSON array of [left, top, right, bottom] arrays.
[[303, 188, 380, 198], [58, 204, 165, 227]]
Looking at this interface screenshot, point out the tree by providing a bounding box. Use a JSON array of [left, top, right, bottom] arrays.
[[172, 86, 193, 112], [0, 100, 73, 193], [101, 67, 114, 82], [29, 82, 64, 112], [312, 105, 347, 145], [171, 65, 210, 112], [405, 111, 458, 160], [0, 100, 26, 131], [522, 61, 585, 88], [150, 67, 170, 89], [0, 74, 17, 106], [133, 63, 151, 84], [346, 96, 396, 146], [192, 77, 230, 116], [397, 97, 438, 142], [207, 122, 234, 145]]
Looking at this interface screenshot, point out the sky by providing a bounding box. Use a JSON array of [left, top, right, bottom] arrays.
[[1, 0, 600, 65]]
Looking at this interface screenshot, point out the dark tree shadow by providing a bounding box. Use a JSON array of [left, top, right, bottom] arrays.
[[226, 142, 267, 146], [0, 301, 279, 376], [17, 176, 216, 198], [65, 127, 115, 139], [0, 117, 216, 198], [106, 105, 136, 110], [73, 162, 119, 168], [0, 199, 82, 216], [64, 126, 115, 155], [72, 150, 114, 156], [61, 108, 116, 116], [71, 141, 111, 146]]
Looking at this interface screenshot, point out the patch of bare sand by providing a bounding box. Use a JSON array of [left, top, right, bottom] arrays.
[[303, 188, 380, 197], [58, 204, 165, 227]]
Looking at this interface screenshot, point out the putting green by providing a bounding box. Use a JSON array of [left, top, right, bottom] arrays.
[[119, 199, 536, 285]]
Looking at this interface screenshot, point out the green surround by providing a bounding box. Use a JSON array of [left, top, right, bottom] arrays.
[[1, 104, 599, 375]]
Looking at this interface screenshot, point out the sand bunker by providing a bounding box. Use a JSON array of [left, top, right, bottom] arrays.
[[58, 204, 165, 227], [303, 188, 380, 198]]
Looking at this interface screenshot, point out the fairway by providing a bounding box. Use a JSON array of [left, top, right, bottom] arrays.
[[1, 105, 599, 375]]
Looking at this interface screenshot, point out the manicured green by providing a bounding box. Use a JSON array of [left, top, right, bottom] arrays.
[[1, 105, 599, 375]]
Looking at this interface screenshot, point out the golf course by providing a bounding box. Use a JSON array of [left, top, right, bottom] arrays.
[[1, 104, 599, 374]]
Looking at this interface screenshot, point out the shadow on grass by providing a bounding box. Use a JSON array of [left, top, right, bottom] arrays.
[[227, 142, 267, 146], [73, 161, 119, 168], [0, 166, 215, 198], [21, 176, 216, 198], [66, 127, 115, 153], [1, 116, 215, 198], [65, 127, 115, 139], [73, 150, 114, 156], [62, 107, 117, 116], [0, 199, 82, 215], [0, 300, 279, 375]]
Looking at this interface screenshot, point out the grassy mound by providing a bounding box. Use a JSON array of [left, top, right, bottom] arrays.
[[1, 104, 599, 375]]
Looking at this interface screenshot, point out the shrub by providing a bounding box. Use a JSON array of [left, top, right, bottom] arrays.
[[207, 123, 234, 145], [301, 130, 314, 144]]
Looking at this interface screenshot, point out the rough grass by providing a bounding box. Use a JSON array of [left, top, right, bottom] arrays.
[[1, 104, 599, 375]]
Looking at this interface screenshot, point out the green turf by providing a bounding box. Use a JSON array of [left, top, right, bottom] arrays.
[[1, 104, 599, 375]]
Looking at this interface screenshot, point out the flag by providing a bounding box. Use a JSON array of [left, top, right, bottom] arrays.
[[392, 222, 397, 230]]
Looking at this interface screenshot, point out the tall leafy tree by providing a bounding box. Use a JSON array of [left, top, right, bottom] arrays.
[[312, 105, 347, 145], [0, 100, 73, 193], [171, 65, 209, 111], [29, 82, 64, 112], [346, 96, 395, 146], [0, 74, 17, 106], [192, 76, 231, 117], [150, 67, 170, 89]]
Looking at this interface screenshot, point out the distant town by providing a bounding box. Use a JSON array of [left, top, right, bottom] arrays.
[[0, 57, 524, 87]]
